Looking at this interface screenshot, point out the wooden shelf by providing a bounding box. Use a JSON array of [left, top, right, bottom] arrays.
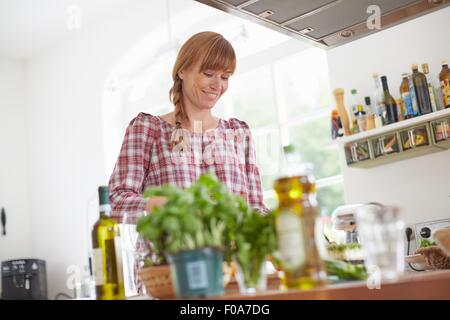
[[337, 108, 450, 145], [336, 108, 450, 168]]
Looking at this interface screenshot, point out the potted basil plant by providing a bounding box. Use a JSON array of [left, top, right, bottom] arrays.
[[137, 173, 242, 298]]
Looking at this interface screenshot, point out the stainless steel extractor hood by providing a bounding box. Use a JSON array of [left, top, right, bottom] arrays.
[[195, 0, 450, 49]]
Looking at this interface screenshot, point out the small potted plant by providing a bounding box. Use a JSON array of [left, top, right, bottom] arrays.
[[234, 209, 277, 294], [137, 173, 243, 298]]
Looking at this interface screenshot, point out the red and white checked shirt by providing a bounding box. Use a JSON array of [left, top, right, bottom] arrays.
[[108, 112, 268, 221]]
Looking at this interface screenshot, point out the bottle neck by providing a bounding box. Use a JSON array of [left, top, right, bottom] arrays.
[[373, 76, 380, 89], [275, 176, 316, 208], [381, 78, 389, 92]]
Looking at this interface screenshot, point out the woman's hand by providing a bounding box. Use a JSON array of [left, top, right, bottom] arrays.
[[145, 196, 168, 213]]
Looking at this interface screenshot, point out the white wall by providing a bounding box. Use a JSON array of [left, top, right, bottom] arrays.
[[327, 7, 450, 226], [24, 0, 197, 299], [0, 57, 31, 291]]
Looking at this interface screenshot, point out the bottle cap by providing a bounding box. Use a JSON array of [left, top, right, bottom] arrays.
[[442, 60, 448, 66], [98, 186, 110, 206], [364, 96, 371, 105], [372, 73, 379, 78], [401, 73, 409, 77], [351, 89, 357, 94], [422, 63, 429, 73], [412, 64, 418, 70]]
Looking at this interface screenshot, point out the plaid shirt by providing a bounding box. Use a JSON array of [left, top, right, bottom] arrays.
[[108, 112, 268, 221]]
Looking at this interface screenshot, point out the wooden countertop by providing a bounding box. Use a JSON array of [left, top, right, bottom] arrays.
[[214, 270, 450, 300]]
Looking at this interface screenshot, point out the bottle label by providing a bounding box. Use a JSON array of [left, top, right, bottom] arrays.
[[374, 115, 383, 128], [186, 260, 209, 289], [441, 79, 450, 106], [428, 84, 437, 111], [401, 92, 414, 117], [92, 248, 104, 286], [277, 211, 305, 271], [99, 204, 111, 213], [408, 75, 420, 115]]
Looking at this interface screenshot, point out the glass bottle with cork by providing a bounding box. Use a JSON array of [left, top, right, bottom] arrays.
[[412, 64, 432, 115], [273, 161, 327, 291], [421, 63, 438, 112], [380, 75, 399, 125], [372, 73, 385, 127], [400, 73, 417, 119], [349, 89, 362, 134], [364, 96, 376, 130]]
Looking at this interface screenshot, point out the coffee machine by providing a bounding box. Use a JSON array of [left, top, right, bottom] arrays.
[[1, 259, 47, 300]]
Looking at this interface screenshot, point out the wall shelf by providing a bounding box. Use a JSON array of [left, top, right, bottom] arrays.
[[336, 108, 450, 168]]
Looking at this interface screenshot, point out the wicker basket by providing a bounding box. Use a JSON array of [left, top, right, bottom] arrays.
[[138, 264, 175, 299]]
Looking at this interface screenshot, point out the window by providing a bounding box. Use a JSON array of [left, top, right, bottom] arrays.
[[105, 6, 345, 216], [229, 47, 345, 215]]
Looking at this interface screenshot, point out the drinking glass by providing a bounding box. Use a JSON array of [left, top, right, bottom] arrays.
[[355, 203, 405, 281], [121, 211, 150, 296], [235, 260, 268, 294]]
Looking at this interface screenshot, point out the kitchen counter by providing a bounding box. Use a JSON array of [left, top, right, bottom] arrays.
[[213, 270, 450, 300]]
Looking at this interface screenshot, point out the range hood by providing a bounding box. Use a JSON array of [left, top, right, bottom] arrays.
[[195, 0, 450, 49]]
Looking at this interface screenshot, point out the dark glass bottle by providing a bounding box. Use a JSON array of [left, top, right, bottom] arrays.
[[380, 76, 399, 125], [412, 64, 432, 115]]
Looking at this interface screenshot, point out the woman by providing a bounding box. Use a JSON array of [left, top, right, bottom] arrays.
[[108, 31, 268, 221]]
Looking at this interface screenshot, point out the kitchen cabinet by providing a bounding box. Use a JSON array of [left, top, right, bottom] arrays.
[[337, 108, 450, 168]]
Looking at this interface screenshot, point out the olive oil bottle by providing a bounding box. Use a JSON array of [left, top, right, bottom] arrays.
[[273, 174, 327, 290], [91, 186, 125, 300]]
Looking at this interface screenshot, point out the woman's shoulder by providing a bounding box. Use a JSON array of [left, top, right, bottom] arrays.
[[128, 112, 161, 126], [127, 112, 162, 137], [224, 117, 250, 131]]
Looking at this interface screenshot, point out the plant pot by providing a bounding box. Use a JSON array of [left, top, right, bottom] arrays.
[[138, 264, 175, 299], [168, 247, 224, 298]]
